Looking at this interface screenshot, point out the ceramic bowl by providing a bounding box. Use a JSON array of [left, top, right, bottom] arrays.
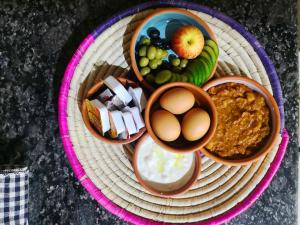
[[81, 78, 146, 144], [133, 133, 201, 197], [144, 82, 217, 153], [130, 8, 218, 92], [201, 76, 281, 165]]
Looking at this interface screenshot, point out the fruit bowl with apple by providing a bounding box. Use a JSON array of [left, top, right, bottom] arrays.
[[130, 8, 218, 92]]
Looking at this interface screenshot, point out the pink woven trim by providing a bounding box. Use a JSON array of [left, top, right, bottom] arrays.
[[80, 178, 163, 225], [57, 25, 290, 225], [64, 123, 288, 225], [58, 34, 94, 180]]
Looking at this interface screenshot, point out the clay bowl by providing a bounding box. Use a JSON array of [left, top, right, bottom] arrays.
[[133, 133, 201, 197], [130, 8, 218, 92], [81, 78, 146, 144], [144, 82, 217, 153], [202, 76, 281, 166]]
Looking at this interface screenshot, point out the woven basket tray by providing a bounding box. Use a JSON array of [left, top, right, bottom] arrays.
[[58, 2, 289, 224]]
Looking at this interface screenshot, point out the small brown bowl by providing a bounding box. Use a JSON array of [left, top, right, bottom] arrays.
[[144, 82, 217, 153], [202, 76, 281, 166], [81, 78, 146, 144], [130, 8, 218, 92], [133, 133, 201, 197]]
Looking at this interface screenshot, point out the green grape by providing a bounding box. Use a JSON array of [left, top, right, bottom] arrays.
[[149, 59, 158, 69], [162, 50, 168, 58], [147, 46, 157, 60], [155, 48, 163, 59], [139, 57, 149, 67], [140, 67, 150, 76], [140, 37, 151, 45], [157, 59, 162, 66], [138, 46, 147, 57], [179, 58, 188, 68], [171, 58, 180, 67]]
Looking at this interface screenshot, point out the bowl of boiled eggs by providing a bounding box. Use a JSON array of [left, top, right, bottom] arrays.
[[144, 81, 217, 153]]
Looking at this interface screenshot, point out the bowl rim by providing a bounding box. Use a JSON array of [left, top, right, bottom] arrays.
[[144, 81, 218, 153], [129, 7, 218, 92], [201, 76, 281, 166], [132, 133, 201, 197], [81, 77, 146, 144]]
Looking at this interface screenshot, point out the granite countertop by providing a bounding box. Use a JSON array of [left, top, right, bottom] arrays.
[[0, 0, 298, 224]]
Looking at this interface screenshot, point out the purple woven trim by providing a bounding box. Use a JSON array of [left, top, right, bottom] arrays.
[[183, 2, 285, 130], [58, 1, 288, 225]]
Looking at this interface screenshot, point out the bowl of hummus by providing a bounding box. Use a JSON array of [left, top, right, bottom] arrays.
[[202, 76, 280, 166]]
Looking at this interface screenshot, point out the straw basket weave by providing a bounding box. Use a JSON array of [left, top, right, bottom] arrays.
[[58, 2, 289, 224]]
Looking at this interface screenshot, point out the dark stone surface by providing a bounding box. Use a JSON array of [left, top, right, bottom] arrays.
[[0, 0, 297, 224]]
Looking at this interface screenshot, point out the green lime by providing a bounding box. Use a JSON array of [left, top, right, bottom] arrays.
[[139, 57, 149, 67], [179, 58, 188, 68], [140, 67, 150, 76], [147, 46, 156, 60], [138, 46, 147, 57], [171, 58, 180, 67], [140, 37, 151, 45], [155, 70, 172, 84], [149, 59, 158, 69]]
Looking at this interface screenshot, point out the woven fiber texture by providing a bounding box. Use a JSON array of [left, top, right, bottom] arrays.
[[58, 2, 288, 225]]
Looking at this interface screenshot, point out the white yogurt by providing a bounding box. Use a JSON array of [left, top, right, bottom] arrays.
[[137, 136, 194, 184]]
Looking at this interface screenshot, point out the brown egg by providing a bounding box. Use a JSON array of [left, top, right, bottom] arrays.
[[160, 87, 195, 114], [151, 110, 181, 142], [182, 108, 210, 141]]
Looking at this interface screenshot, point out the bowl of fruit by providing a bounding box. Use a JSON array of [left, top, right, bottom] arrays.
[[130, 8, 219, 92]]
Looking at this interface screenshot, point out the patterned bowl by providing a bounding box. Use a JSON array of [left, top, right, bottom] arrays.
[[81, 78, 146, 144], [130, 8, 218, 92]]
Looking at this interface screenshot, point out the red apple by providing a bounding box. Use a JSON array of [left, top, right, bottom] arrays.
[[171, 25, 204, 59]]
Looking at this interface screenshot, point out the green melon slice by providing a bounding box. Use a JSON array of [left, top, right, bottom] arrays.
[[196, 60, 208, 85], [203, 45, 217, 64], [199, 51, 213, 70], [205, 39, 219, 56]]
